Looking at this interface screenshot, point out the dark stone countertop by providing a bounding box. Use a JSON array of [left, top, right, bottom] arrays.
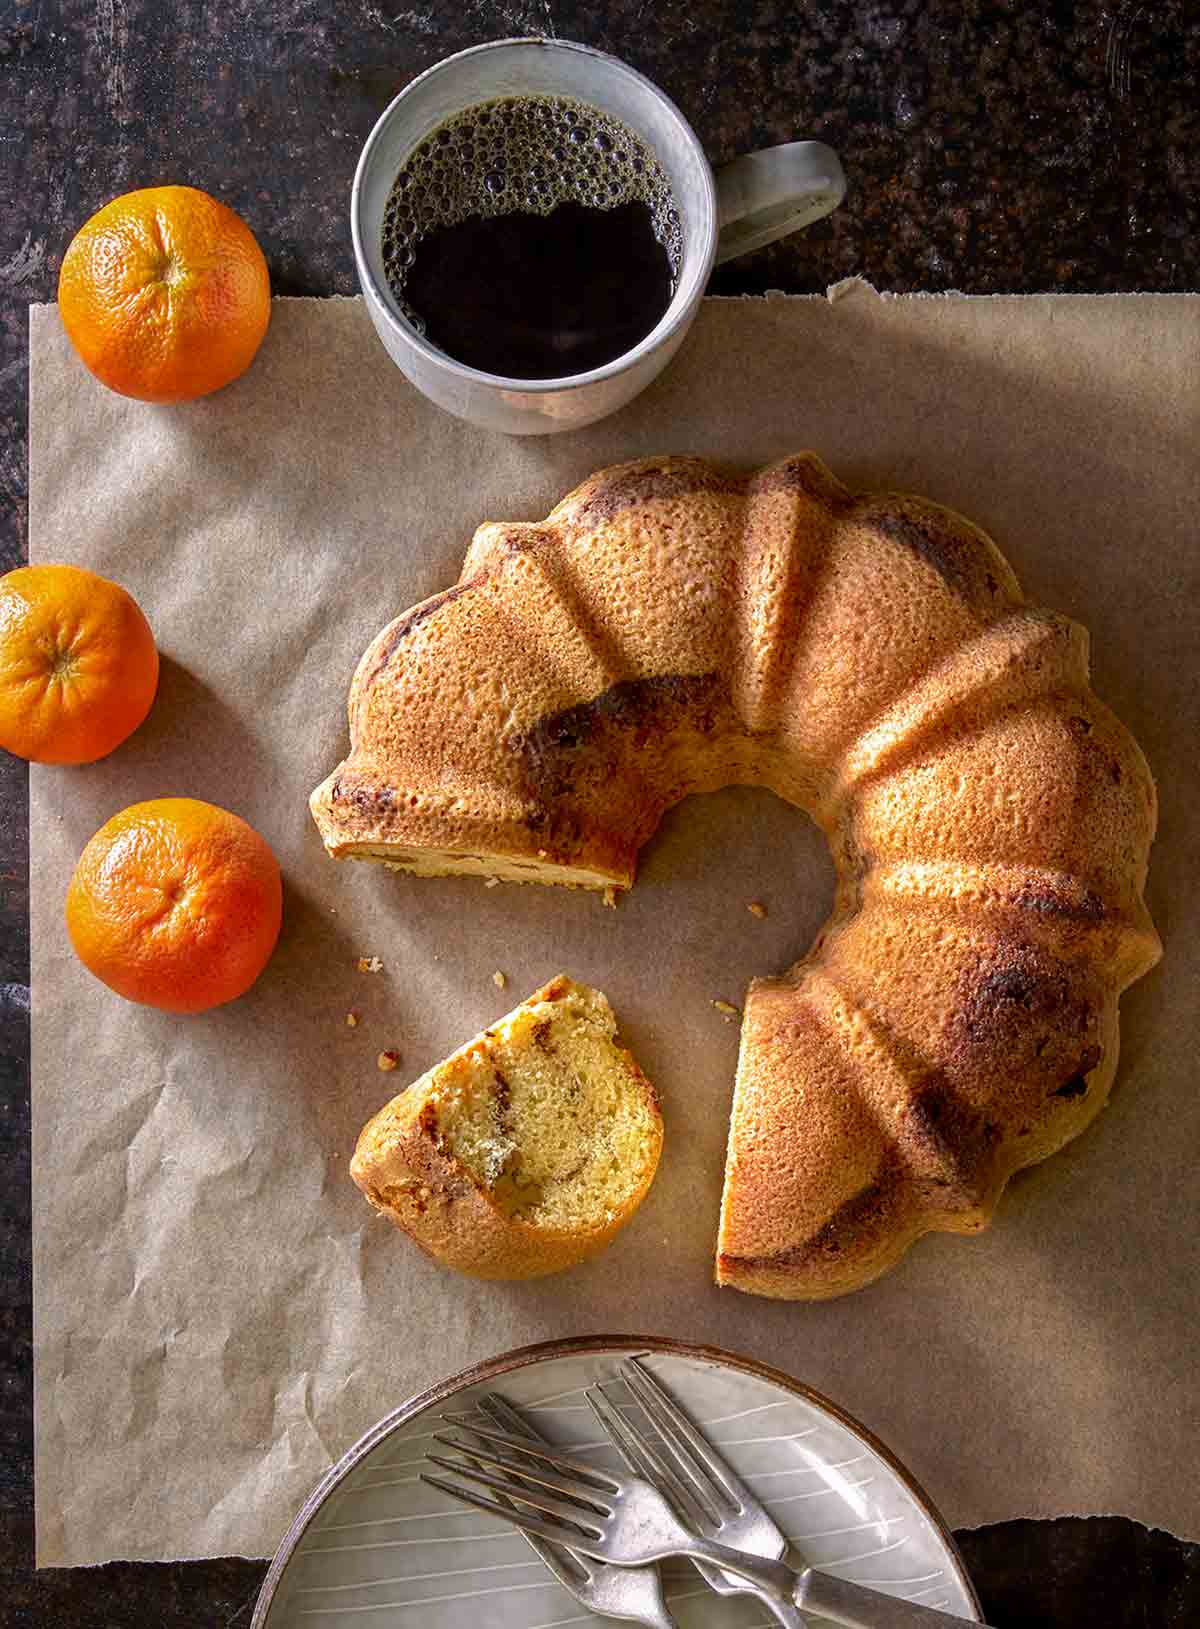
[[1, 3, 1197, 1623]]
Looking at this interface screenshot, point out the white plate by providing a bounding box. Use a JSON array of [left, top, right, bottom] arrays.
[[253, 1337, 981, 1628]]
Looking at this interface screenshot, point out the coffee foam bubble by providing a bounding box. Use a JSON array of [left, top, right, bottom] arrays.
[[381, 94, 682, 331]]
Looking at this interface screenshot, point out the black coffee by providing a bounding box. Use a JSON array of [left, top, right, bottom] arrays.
[[381, 95, 681, 379]]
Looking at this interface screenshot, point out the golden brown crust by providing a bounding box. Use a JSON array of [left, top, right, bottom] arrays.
[[315, 453, 1161, 1299], [350, 977, 664, 1281]]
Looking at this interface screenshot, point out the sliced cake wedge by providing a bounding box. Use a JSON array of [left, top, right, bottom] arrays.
[[351, 975, 663, 1279]]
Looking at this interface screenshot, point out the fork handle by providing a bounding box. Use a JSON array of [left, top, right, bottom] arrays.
[[798, 1564, 988, 1627], [679, 1540, 983, 1627], [677, 1537, 797, 1601]]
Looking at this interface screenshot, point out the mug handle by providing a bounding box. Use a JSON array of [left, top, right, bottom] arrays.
[[713, 142, 846, 265]]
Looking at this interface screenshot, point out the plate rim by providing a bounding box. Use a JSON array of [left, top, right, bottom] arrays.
[[251, 1331, 984, 1626]]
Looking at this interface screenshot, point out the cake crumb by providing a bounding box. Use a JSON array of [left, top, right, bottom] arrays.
[[345, 1010, 361, 1028], [748, 900, 768, 919], [356, 956, 383, 974], [377, 1050, 401, 1072], [603, 885, 618, 909], [712, 999, 741, 1022], [484, 876, 500, 888], [492, 970, 507, 989]]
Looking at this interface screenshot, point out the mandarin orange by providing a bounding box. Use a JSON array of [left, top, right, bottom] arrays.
[[0, 563, 159, 763], [66, 798, 283, 1013], [58, 185, 271, 403]]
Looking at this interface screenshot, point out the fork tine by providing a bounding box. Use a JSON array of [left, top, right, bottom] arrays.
[[420, 1472, 597, 1552], [619, 1363, 729, 1515], [479, 1393, 536, 1437], [584, 1385, 660, 1481], [439, 1420, 622, 1489], [585, 1384, 719, 1530], [431, 1435, 613, 1513], [477, 1396, 593, 1588], [426, 1453, 608, 1534], [622, 1358, 745, 1511], [444, 1399, 533, 1432], [475, 1399, 576, 1494]]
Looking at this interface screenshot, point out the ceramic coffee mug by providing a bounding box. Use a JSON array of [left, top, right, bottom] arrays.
[[352, 37, 845, 434]]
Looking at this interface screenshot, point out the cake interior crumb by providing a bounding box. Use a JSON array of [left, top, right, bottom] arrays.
[[425, 990, 658, 1230]]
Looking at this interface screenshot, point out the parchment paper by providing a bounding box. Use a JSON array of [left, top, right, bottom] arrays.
[[29, 285, 1199, 1567]]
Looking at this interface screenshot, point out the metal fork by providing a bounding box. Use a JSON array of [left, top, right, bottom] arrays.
[[421, 1421, 990, 1627], [589, 1359, 807, 1628], [470, 1392, 678, 1629]]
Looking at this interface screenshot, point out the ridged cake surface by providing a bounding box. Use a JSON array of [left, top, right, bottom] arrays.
[[311, 454, 1160, 1298]]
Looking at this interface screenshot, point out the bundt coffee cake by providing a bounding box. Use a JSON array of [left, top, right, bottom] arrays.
[[312, 453, 1160, 1298], [351, 976, 663, 1279]]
